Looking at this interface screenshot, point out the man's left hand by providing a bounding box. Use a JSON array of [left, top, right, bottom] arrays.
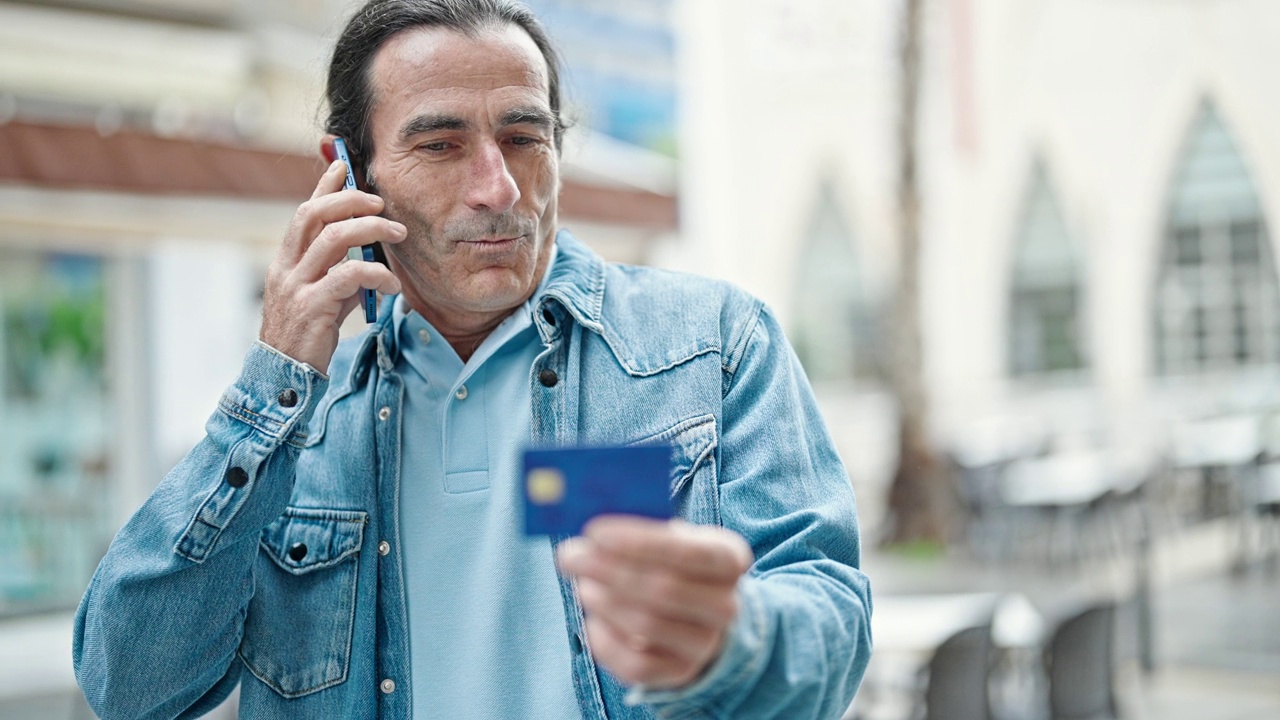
[[556, 516, 754, 689]]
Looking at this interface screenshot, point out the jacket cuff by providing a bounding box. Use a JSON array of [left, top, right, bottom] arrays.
[[174, 341, 329, 563], [625, 577, 769, 719], [216, 341, 329, 449]]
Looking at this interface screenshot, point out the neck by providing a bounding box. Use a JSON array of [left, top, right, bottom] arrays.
[[406, 300, 512, 363], [395, 277, 527, 362], [440, 325, 495, 363]]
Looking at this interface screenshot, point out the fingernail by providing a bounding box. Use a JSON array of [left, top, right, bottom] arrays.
[[583, 517, 624, 549], [582, 516, 606, 537], [557, 539, 587, 570]]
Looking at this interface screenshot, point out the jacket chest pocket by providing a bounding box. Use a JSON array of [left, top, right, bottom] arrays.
[[633, 414, 720, 526], [240, 507, 367, 698]]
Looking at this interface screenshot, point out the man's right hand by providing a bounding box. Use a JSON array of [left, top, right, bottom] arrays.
[[259, 159, 406, 376]]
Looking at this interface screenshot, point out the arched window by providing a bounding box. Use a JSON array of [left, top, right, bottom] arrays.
[[1155, 104, 1280, 374], [792, 181, 878, 383], [1009, 161, 1085, 376]]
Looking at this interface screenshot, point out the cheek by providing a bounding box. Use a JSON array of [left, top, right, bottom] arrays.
[[517, 151, 559, 201], [383, 187, 445, 236]]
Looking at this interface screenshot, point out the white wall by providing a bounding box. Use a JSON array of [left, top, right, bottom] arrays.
[[148, 239, 263, 473], [676, 0, 1280, 472], [673, 0, 900, 319]]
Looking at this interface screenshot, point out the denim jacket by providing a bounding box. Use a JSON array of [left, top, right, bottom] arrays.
[[73, 230, 872, 720]]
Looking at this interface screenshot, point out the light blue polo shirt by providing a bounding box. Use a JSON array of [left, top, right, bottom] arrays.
[[393, 247, 580, 719]]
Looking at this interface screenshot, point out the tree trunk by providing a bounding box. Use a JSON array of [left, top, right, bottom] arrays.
[[882, 0, 957, 546]]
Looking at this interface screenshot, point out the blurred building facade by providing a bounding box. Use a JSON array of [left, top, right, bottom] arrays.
[[0, 0, 675, 709], [674, 0, 1280, 508], [4, 0, 1280, 713]]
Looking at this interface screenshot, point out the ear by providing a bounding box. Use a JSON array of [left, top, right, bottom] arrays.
[[319, 134, 339, 164]]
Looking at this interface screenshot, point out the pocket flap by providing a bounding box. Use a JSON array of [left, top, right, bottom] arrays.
[[631, 414, 718, 497], [259, 507, 367, 574], [303, 385, 355, 448]]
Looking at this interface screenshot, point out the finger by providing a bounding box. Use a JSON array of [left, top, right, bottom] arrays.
[[280, 189, 386, 268], [294, 216, 406, 282], [317, 259, 403, 302], [559, 541, 738, 627], [584, 517, 754, 583], [334, 291, 364, 326], [311, 159, 347, 201], [583, 613, 701, 689], [577, 577, 720, 660]]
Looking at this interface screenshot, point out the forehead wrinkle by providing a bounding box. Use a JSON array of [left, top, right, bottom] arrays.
[[378, 26, 549, 94], [367, 25, 555, 151]]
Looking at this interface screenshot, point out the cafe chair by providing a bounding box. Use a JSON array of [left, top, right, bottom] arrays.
[[916, 623, 995, 720], [1044, 602, 1119, 720]]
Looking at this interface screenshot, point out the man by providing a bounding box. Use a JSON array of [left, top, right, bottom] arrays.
[[73, 1, 872, 718]]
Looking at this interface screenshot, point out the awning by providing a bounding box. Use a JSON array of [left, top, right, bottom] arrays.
[[0, 120, 677, 231]]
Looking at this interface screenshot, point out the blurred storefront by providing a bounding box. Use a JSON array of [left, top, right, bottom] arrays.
[[0, 0, 675, 712]]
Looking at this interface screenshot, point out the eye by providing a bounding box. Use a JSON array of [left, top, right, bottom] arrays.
[[508, 136, 536, 147], [418, 141, 452, 153]]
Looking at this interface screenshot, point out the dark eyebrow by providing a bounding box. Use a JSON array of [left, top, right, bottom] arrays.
[[499, 106, 556, 130], [399, 114, 470, 139]]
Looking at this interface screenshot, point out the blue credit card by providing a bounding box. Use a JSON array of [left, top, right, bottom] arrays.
[[523, 445, 672, 536]]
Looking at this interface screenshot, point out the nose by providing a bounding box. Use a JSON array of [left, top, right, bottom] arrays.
[[463, 140, 520, 214]]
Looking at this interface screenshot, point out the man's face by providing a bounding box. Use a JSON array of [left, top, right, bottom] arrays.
[[364, 24, 559, 322]]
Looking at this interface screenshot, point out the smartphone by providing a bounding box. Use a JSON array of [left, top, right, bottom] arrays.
[[332, 137, 389, 323]]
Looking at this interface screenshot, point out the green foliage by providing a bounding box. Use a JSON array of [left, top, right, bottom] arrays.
[[882, 538, 947, 561], [3, 259, 107, 398]]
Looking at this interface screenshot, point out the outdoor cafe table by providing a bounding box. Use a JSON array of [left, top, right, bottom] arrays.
[[1000, 450, 1121, 509], [870, 592, 1044, 656], [1170, 415, 1261, 519], [997, 450, 1147, 563], [849, 592, 1044, 719]]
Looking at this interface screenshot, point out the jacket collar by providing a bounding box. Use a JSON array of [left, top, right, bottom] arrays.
[[541, 228, 605, 334], [341, 227, 606, 390]]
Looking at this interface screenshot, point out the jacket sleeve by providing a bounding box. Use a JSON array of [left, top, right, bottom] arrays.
[[73, 342, 329, 720], [633, 303, 873, 720]]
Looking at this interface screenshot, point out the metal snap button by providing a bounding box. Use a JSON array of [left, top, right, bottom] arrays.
[[225, 467, 248, 488], [378, 541, 390, 556], [378, 406, 391, 421], [455, 385, 468, 401], [380, 678, 396, 694], [277, 388, 299, 408], [417, 328, 430, 344], [288, 543, 307, 562], [538, 369, 559, 387]]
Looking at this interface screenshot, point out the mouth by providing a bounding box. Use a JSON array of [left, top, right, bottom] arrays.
[[459, 235, 524, 250]]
